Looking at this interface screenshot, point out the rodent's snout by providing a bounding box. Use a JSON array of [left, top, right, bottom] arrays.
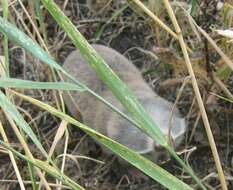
[[170, 116, 187, 147], [143, 145, 170, 164], [142, 98, 187, 148]]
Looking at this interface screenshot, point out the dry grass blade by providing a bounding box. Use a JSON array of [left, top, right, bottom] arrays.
[[129, 0, 192, 53], [129, 0, 178, 39], [177, 3, 233, 72], [0, 51, 51, 190], [0, 122, 26, 190], [0, 140, 85, 190], [38, 120, 68, 190], [56, 121, 69, 190], [17, 0, 49, 52], [11, 90, 193, 190], [0, 179, 71, 189], [0, 2, 204, 188], [49, 120, 68, 157], [3, 111, 52, 190], [213, 75, 233, 101], [163, 1, 228, 189]]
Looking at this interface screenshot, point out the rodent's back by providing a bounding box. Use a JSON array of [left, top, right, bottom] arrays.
[[63, 44, 150, 92], [62, 44, 155, 131], [62, 44, 186, 155]]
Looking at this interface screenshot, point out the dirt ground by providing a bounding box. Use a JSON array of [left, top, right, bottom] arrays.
[[1, 0, 233, 189]]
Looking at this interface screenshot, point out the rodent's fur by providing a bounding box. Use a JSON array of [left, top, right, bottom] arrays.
[[62, 44, 186, 160]]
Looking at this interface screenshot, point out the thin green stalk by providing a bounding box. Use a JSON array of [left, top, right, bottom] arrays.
[[28, 162, 38, 190], [11, 90, 193, 190], [0, 140, 84, 190], [166, 146, 206, 190], [41, 0, 166, 148], [0, 17, 142, 144], [95, 4, 128, 40], [2, 0, 9, 77], [17, 125, 38, 190], [0, 8, 204, 188], [40, 1, 205, 188], [163, 0, 226, 189], [128, 0, 178, 39], [34, 0, 48, 45], [0, 122, 26, 190]]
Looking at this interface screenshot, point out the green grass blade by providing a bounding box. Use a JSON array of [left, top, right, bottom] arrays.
[[0, 78, 85, 92], [0, 91, 49, 161], [0, 10, 165, 149], [41, 0, 166, 146], [19, 126, 38, 190], [0, 14, 205, 189], [12, 91, 193, 190], [95, 4, 129, 40], [0, 140, 84, 190], [27, 162, 38, 190], [211, 92, 233, 103], [0, 16, 141, 146], [190, 0, 198, 17], [33, 0, 48, 45], [38, 2, 206, 189], [2, 0, 9, 77], [0, 17, 63, 73], [216, 65, 232, 80]]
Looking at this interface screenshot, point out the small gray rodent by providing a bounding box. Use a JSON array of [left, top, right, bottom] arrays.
[[62, 44, 186, 162]]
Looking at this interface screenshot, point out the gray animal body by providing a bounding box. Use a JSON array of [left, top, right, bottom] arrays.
[[62, 44, 186, 160]]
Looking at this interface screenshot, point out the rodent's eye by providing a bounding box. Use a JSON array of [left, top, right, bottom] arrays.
[[154, 145, 164, 151], [157, 152, 170, 164]]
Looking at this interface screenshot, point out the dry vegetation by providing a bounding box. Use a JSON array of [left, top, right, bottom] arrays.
[[0, 0, 233, 189]]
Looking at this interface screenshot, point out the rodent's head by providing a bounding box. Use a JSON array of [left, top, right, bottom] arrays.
[[141, 96, 186, 148], [106, 96, 186, 163], [107, 114, 155, 154]]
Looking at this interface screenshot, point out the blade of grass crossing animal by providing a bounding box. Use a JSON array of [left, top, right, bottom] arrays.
[[0, 17, 140, 139], [0, 91, 49, 160], [41, 0, 166, 146], [12, 90, 193, 190], [0, 17, 63, 72], [0, 13, 203, 189], [0, 78, 85, 92], [38, 2, 206, 188], [0, 140, 85, 190]]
